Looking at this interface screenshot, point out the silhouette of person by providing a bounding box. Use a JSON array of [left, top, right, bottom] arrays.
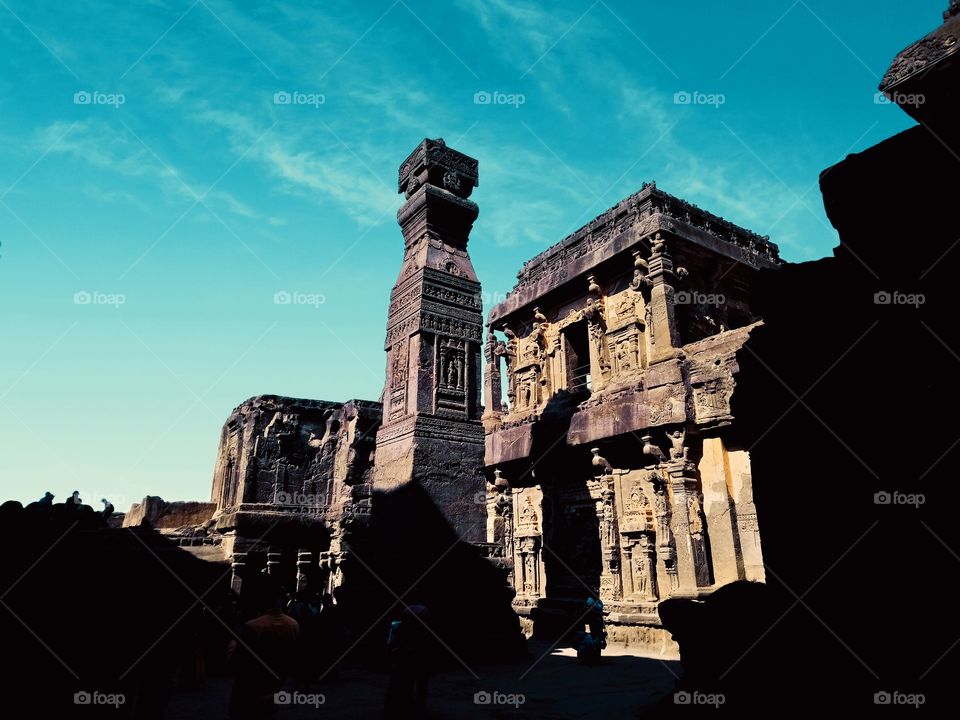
[[286, 585, 321, 688], [577, 596, 606, 664], [384, 596, 431, 718], [227, 576, 300, 720], [316, 592, 346, 681]]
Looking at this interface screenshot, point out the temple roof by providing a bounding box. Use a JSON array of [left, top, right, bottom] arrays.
[[515, 182, 779, 284]]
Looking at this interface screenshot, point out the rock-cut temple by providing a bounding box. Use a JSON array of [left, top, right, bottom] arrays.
[[128, 136, 783, 652]]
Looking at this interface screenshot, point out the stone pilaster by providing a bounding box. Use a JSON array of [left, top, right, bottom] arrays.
[[482, 328, 503, 430], [645, 233, 682, 363]]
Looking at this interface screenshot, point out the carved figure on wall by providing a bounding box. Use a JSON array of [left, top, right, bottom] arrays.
[[667, 428, 688, 461]]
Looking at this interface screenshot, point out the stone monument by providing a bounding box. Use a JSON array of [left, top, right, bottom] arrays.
[[373, 138, 486, 542]]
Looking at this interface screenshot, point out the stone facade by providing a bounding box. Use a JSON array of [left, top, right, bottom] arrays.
[[482, 183, 780, 645], [209, 395, 381, 593]]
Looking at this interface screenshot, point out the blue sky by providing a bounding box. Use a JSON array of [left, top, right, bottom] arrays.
[[0, 0, 939, 508]]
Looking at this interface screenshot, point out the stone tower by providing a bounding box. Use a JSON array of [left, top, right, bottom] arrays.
[[373, 138, 486, 542]]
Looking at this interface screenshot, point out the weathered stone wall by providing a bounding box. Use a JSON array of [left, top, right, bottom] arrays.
[[210, 395, 381, 553], [122, 496, 216, 529]]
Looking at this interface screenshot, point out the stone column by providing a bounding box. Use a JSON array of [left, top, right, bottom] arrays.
[[230, 552, 247, 594], [652, 476, 679, 595], [699, 435, 742, 585], [595, 478, 622, 602], [318, 551, 333, 593], [295, 548, 312, 592], [645, 233, 682, 363], [266, 550, 282, 577], [482, 328, 503, 428], [733, 466, 765, 582], [666, 460, 711, 592], [583, 294, 609, 392], [373, 138, 486, 543], [637, 534, 658, 600], [666, 464, 699, 593]]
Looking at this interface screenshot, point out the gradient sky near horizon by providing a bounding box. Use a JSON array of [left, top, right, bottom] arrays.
[[0, 0, 941, 508]]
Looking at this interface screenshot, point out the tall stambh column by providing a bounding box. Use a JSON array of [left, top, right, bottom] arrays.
[[373, 138, 486, 542]]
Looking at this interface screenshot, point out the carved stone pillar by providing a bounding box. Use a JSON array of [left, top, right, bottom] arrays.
[[645, 233, 682, 363], [516, 535, 542, 597], [230, 552, 247, 594], [295, 548, 312, 592], [583, 297, 610, 392], [266, 550, 282, 577], [482, 329, 503, 429], [318, 551, 334, 594], [373, 138, 486, 542], [514, 492, 543, 599], [665, 459, 711, 592], [636, 534, 658, 600], [652, 476, 679, 594], [595, 479, 622, 601]]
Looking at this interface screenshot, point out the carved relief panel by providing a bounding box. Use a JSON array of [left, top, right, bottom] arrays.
[[435, 337, 468, 415]]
